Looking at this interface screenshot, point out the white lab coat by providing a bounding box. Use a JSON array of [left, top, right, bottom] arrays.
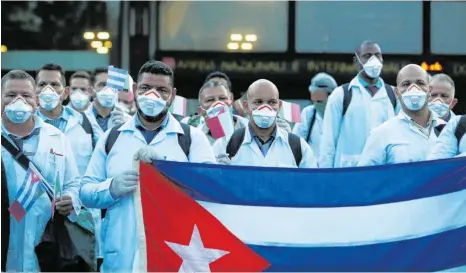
[[212, 124, 318, 168], [358, 111, 445, 166], [428, 115, 466, 160], [319, 76, 401, 168], [292, 105, 323, 159], [2, 117, 81, 272], [84, 103, 131, 141], [80, 113, 216, 272]]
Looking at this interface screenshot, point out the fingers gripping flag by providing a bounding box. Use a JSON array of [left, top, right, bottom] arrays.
[[107, 66, 128, 91], [8, 164, 47, 222]]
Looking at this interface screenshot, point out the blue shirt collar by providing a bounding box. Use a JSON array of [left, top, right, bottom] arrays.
[[248, 123, 277, 142], [357, 72, 382, 90], [134, 113, 169, 131], [36, 106, 71, 122]]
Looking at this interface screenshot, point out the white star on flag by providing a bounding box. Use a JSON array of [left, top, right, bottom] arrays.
[[165, 224, 229, 273]]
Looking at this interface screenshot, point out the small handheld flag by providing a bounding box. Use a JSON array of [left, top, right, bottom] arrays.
[[279, 100, 301, 123], [107, 66, 129, 91], [206, 106, 235, 139], [169, 95, 187, 117]]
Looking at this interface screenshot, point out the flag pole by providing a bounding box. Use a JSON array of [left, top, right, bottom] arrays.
[[133, 159, 147, 272]]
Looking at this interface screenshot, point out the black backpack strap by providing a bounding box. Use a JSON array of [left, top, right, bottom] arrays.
[[226, 128, 246, 159], [305, 108, 317, 143], [80, 112, 95, 148], [178, 123, 191, 158], [105, 124, 124, 155], [342, 83, 352, 117], [287, 133, 303, 166], [172, 113, 184, 122], [384, 84, 397, 110], [454, 115, 466, 143], [1, 135, 29, 170], [434, 124, 446, 137]]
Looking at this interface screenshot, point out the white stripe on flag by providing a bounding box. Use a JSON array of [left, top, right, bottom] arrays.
[[107, 78, 125, 88], [199, 189, 466, 247], [23, 180, 39, 209], [17, 170, 32, 203], [171, 96, 187, 116]]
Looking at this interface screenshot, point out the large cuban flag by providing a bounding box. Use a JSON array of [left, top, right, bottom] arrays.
[[134, 158, 466, 272]]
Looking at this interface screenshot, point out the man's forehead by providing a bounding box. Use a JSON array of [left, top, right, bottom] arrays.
[[94, 72, 108, 83], [138, 73, 171, 87], [4, 79, 34, 92], [202, 86, 229, 98], [70, 78, 90, 87], [37, 70, 62, 82], [360, 44, 381, 55], [398, 67, 428, 82]]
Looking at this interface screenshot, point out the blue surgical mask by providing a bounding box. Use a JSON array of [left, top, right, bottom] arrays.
[[39, 85, 61, 111], [136, 90, 168, 117], [428, 99, 450, 118], [252, 104, 277, 129], [5, 97, 33, 124], [97, 87, 117, 108]]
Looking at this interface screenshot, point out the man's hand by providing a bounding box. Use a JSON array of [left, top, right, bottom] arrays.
[[55, 195, 73, 216], [216, 153, 231, 165], [134, 146, 165, 164], [109, 171, 140, 199], [110, 104, 130, 127], [276, 117, 291, 132]]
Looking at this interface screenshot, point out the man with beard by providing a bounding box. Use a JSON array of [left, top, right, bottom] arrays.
[[79, 61, 216, 272]]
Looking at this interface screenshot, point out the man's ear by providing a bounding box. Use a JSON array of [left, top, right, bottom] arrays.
[[172, 87, 177, 98], [86, 87, 93, 96], [63, 87, 70, 101], [450, 98, 458, 110], [242, 99, 251, 115], [394, 87, 401, 98]]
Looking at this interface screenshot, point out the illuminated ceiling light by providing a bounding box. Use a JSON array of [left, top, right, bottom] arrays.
[[1, 45, 7, 53], [241, 43, 253, 50], [96, 47, 109, 54], [245, 34, 257, 42], [227, 42, 239, 50], [97, 31, 110, 40], [83, 32, 95, 40], [433, 61, 443, 71], [230, 34, 243, 42], [104, 41, 113, 48], [421, 62, 428, 71], [91, 41, 103, 49]]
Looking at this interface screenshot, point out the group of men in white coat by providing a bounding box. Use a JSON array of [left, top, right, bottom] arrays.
[[2, 40, 465, 272]]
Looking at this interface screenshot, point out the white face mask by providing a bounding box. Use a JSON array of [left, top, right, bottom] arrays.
[[136, 90, 168, 117], [4, 96, 33, 124], [252, 104, 277, 129], [206, 101, 229, 118], [401, 84, 428, 112], [96, 86, 117, 108], [39, 85, 61, 111], [357, 54, 383, 79], [428, 99, 450, 118], [70, 89, 90, 110]]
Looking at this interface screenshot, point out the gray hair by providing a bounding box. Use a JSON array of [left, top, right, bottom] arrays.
[[1, 70, 36, 90], [431, 73, 455, 98]]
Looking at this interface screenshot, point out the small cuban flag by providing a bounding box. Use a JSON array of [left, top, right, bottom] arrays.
[[8, 163, 50, 222], [107, 66, 129, 91]]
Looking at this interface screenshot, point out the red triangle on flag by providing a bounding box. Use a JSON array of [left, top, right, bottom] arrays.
[[139, 163, 270, 272], [30, 169, 41, 183]]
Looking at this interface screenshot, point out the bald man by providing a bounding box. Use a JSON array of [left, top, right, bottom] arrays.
[[358, 64, 446, 166], [212, 79, 317, 168]]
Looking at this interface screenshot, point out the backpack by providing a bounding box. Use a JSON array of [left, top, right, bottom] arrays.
[[80, 112, 95, 148], [342, 83, 397, 116], [104, 122, 192, 156], [226, 128, 303, 166], [454, 115, 466, 142]]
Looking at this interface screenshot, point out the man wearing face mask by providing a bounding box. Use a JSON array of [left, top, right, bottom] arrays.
[[358, 64, 446, 166], [69, 71, 93, 113], [84, 67, 131, 140], [428, 73, 458, 122], [293, 72, 337, 160], [80, 61, 216, 272], [182, 81, 248, 144], [212, 79, 317, 168], [320, 40, 400, 168], [1, 70, 81, 271]]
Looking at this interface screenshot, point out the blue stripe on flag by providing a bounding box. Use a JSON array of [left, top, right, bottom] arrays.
[[249, 226, 466, 272], [108, 66, 128, 75], [25, 182, 43, 211], [154, 157, 466, 207], [17, 169, 34, 205], [13, 168, 30, 202]]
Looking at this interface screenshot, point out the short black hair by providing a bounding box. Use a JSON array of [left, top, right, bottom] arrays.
[[1, 70, 35, 89], [198, 81, 229, 99], [92, 67, 108, 84], [36, 63, 66, 85], [356, 40, 379, 55], [137, 61, 174, 86], [204, 71, 232, 90], [70, 71, 91, 81]]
